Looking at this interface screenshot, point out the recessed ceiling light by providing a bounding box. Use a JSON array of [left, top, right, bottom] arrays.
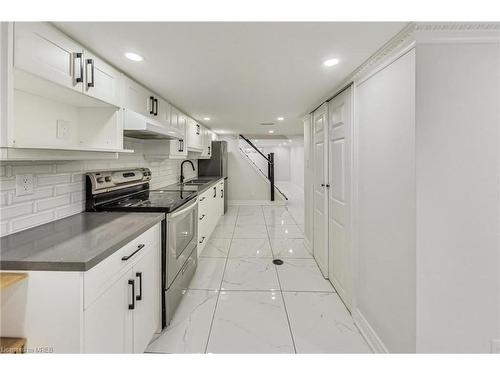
[[203, 117, 211, 121], [288, 140, 292, 143], [268, 130, 274, 134], [323, 58, 339, 67], [277, 117, 284, 121], [125, 52, 144, 62]]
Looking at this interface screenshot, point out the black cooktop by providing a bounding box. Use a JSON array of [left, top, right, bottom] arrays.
[[99, 189, 196, 213]]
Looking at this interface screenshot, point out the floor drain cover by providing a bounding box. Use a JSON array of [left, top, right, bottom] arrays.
[[273, 259, 284, 265]]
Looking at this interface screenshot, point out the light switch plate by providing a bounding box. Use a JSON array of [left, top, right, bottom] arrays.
[[16, 174, 34, 196]]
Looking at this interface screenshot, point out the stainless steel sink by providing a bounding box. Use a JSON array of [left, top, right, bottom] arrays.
[[180, 179, 212, 186]]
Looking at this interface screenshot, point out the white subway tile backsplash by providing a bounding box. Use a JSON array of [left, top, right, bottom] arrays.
[[0, 193, 8, 206], [55, 202, 85, 219], [37, 174, 71, 187], [11, 211, 55, 233], [11, 186, 53, 204], [55, 182, 84, 196], [0, 178, 16, 191], [12, 164, 53, 175], [0, 137, 198, 237], [71, 191, 84, 203], [36, 195, 71, 211], [0, 202, 33, 220], [0, 221, 8, 234]]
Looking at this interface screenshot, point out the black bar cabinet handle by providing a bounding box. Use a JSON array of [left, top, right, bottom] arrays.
[[178, 139, 183, 152], [199, 236, 206, 244], [196, 124, 200, 135], [86, 59, 95, 88], [208, 146, 211, 155], [149, 96, 155, 115], [122, 244, 145, 261], [221, 189, 223, 198], [128, 279, 135, 310], [154, 98, 158, 116], [75, 53, 84, 83], [199, 214, 205, 221], [213, 186, 216, 198], [136, 272, 143, 301]]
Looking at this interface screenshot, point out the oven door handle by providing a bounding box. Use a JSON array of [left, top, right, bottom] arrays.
[[167, 199, 197, 219]]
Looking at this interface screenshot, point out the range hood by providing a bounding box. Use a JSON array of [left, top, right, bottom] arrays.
[[123, 109, 183, 140]]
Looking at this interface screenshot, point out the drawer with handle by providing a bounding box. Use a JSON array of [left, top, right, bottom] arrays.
[[84, 223, 160, 309]]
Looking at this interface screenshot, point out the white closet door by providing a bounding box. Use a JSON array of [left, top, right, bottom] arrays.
[[328, 87, 353, 310], [312, 103, 329, 278]]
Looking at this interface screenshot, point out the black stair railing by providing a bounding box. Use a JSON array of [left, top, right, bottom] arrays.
[[239, 134, 276, 201]]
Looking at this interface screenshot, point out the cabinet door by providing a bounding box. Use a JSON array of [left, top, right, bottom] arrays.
[[83, 51, 122, 106], [218, 181, 224, 217], [123, 77, 154, 117], [14, 22, 84, 93], [133, 245, 161, 353], [84, 269, 134, 353], [186, 119, 202, 150], [156, 97, 170, 126]]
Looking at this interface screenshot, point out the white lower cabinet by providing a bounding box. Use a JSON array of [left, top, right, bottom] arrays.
[[1, 223, 161, 353], [84, 224, 161, 353], [197, 179, 224, 255], [84, 269, 134, 353]]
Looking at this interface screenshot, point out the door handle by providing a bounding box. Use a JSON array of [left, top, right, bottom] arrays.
[[149, 96, 155, 115], [74, 52, 84, 83], [86, 58, 95, 88], [121, 244, 145, 261], [154, 98, 158, 116], [128, 279, 135, 310], [135, 272, 142, 301]]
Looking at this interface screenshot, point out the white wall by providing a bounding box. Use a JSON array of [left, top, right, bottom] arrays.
[[290, 145, 304, 188], [0, 137, 198, 237], [261, 146, 291, 182], [355, 49, 416, 353], [225, 136, 274, 202], [415, 41, 500, 353]]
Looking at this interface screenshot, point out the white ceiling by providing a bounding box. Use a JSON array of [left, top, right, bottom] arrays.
[[55, 22, 406, 136]]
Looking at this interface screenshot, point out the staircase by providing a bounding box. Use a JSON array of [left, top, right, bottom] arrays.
[[238, 135, 288, 201]]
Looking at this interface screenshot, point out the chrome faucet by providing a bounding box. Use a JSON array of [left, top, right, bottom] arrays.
[[180, 160, 195, 183]]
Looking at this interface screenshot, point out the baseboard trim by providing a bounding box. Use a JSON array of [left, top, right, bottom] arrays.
[[228, 200, 286, 206], [352, 308, 389, 353]]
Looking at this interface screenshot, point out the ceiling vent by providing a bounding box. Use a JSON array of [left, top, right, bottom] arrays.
[[259, 122, 275, 126]]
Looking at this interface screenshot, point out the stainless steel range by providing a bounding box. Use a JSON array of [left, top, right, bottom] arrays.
[[85, 168, 198, 328]]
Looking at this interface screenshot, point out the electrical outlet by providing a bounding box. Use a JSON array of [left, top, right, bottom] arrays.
[[15, 174, 34, 196], [57, 119, 71, 140], [491, 339, 500, 353]]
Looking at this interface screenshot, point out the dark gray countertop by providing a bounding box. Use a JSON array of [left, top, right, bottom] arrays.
[[0, 212, 164, 272]]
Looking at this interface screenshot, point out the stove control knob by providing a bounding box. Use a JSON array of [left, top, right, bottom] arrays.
[[105, 176, 111, 182], [96, 177, 104, 183]]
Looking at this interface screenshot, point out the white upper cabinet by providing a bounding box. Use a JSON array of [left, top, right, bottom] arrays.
[[123, 76, 155, 118], [83, 51, 122, 107], [14, 22, 84, 93], [14, 22, 121, 107], [186, 118, 203, 151], [199, 128, 213, 159]]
